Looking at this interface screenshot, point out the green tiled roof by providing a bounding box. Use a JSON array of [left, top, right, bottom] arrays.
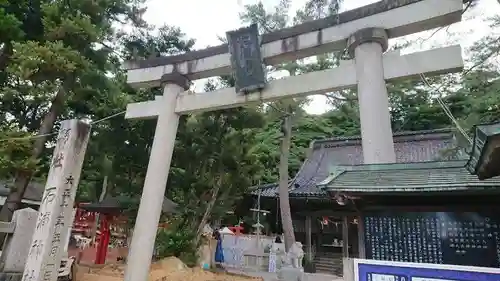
[[249, 129, 456, 198], [320, 160, 500, 193]]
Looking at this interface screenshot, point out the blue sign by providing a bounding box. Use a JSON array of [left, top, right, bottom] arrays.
[[354, 259, 500, 281]]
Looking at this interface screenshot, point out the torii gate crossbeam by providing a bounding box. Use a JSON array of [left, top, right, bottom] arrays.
[[125, 45, 462, 118]]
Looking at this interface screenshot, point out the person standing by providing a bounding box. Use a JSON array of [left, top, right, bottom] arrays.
[[214, 229, 224, 268]]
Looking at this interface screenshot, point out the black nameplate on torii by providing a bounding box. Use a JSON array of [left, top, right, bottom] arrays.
[[226, 23, 266, 94]]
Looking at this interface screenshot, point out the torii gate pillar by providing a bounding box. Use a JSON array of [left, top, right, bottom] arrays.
[[123, 73, 189, 281], [348, 28, 396, 164]]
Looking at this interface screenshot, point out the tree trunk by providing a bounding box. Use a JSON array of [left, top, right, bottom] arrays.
[[0, 87, 66, 223], [194, 179, 221, 246], [278, 113, 295, 251], [185, 195, 204, 231]]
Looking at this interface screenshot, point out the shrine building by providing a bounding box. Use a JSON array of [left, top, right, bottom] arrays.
[[246, 128, 500, 276]]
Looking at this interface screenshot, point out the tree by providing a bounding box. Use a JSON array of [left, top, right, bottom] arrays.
[[166, 78, 266, 245], [0, 0, 148, 221], [239, 0, 343, 251], [75, 23, 196, 204]]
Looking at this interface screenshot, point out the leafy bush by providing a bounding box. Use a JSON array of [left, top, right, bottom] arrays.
[[154, 228, 199, 267]]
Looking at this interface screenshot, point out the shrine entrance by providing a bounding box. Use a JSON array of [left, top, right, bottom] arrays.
[[122, 1, 465, 280]]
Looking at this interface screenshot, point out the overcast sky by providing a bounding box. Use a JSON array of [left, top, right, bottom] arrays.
[[142, 0, 500, 114]]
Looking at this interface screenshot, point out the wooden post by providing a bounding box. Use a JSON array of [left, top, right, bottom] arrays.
[[22, 119, 90, 281], [357, 215, 366, 258], [342, 216, 349, 258], [305, 216, 312, 261]]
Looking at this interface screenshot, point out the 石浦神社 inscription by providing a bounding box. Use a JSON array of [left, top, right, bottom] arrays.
[[226, 23, 266, 94]]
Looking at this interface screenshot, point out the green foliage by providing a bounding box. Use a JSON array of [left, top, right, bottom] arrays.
[[154, 228, 198, 267], [0, 0, 24, 42], [0, 126, 38, 178], [9, 40, 91, 80], [169, 108, 266, 226]]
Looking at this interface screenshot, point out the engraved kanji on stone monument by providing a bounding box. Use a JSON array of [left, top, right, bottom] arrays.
[[22, 119, 90, 281], [226, 23, 266, 94]]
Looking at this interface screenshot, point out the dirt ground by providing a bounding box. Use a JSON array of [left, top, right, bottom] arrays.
[[76, 257, 263, 281]]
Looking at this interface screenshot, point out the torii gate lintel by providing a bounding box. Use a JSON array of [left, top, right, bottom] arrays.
[[124, 45, 463, 120]]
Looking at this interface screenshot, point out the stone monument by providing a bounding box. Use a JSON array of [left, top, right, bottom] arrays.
[[0, 208, 77, 281], [22, 120, 90, 281], [0, 208, 38, 280]]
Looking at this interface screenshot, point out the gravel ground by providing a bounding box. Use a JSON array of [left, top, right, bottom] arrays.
[[226, 269, 344, 281]]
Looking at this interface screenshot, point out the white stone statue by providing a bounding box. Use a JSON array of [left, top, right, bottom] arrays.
[[283, 242, 304, 268]]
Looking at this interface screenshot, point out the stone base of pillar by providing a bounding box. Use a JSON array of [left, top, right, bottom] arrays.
[[343, 258, 355, 280], [0, 273, 22, 281]]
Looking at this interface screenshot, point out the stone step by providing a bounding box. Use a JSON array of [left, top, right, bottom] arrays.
[[315, 255, 341, 258], [315, 266, 342, 276], [315, 263, 335, 269], [314, 257, 342, 262], [314, 259, 342, 265], [314, 254, 343, 277], [315, 268, 338, 276], [316, 270, 335, 275], [315, 261, 341, 267], [315, 255, 342, 258], [315, 261, 341, 266], [314, 257, 341, 262], [315, 262, 341, 268], [315, 254, 341, 258]]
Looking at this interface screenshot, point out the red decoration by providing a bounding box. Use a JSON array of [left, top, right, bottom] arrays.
[[229, 224, 244, 235], [322, 216, 329, 225], [71, 203, 170, 264], [72, 205, 116, 264]]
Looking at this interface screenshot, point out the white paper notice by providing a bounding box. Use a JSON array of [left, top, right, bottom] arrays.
[[371, 274, 399, 281]]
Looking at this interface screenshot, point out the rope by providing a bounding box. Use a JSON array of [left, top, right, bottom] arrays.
[[0, 111, 126, 142], [419, 73, 472, 145]]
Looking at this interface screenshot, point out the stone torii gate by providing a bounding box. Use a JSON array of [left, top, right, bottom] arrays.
[[122, 0, 464, 280]]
